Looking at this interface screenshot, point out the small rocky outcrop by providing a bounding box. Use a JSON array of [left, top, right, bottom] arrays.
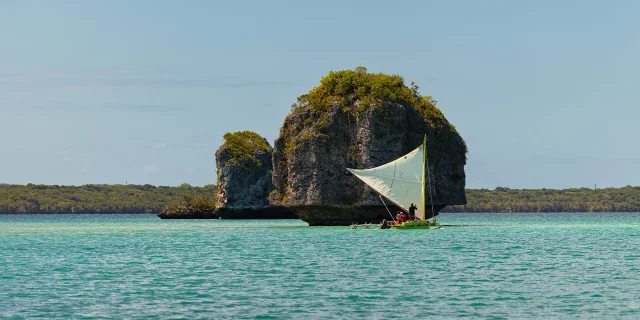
[[157, 195, 218, 219], [215, 131, 275, 209], [270, 67, 467, 220]]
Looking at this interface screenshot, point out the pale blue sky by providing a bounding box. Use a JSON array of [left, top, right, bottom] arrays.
[[1, 0, 639, 189]]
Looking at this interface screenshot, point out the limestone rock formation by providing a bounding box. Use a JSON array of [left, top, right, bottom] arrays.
[[215, 131, 275, 209], [270, 68, 467, 214]]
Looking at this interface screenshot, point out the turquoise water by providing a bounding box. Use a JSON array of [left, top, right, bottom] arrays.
[[1, 213, 640, 319]]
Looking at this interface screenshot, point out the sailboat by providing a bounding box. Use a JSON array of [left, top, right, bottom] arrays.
[[347, 135, 440, 229]]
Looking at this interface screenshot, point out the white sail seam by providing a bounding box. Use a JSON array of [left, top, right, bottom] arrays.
[[353, 174, 421, 184]]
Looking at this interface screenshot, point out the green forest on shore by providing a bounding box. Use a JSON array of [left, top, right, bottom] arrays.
[[0, 184, 216, 214], [1, 184, 640, 214], [442, 186, 640, 213]]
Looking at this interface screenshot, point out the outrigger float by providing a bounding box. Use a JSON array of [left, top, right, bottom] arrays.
[[350, 220, 441, 230], [347, 135, 440, 230]]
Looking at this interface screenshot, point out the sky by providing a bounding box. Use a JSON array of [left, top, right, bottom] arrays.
[[1, 0, 639, 189]]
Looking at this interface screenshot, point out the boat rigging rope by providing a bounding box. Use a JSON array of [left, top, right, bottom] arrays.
[[378, 194, 396, 222]]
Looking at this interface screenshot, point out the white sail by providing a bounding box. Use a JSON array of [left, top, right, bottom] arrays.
[[347, 145, 426, 220]]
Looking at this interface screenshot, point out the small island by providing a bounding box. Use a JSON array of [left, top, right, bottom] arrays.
[[213, 131, 295, 219], [215, 131, 275, 209], [157, 194, 217, 219]]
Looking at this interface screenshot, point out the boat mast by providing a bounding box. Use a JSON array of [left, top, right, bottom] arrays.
[[424, 135, 436, 223], [422, 135, 427, 221]]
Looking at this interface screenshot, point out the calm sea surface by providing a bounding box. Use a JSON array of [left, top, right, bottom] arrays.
[[1, 213, 640, 319]]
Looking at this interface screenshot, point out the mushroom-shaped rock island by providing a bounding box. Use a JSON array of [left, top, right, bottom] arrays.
[[269, 67, 467, 225]]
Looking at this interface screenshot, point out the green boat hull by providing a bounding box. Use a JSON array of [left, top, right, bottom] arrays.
[[391, 221, 441, 230]]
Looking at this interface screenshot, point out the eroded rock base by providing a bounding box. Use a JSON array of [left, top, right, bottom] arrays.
[[216, 206, 296, 219]]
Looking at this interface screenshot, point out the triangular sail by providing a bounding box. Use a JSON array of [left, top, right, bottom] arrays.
[[347, 145, 426, 220]]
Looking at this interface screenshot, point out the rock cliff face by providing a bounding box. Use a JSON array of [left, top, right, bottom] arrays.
[[270, 68, 467, 213], [215, 131, 275, 209]]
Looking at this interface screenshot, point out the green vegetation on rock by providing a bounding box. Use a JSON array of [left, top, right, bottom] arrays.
[[293, 66, 442, 118], [443, 186, 640, 213], [221, 131, 272, 167], [0, 184, 216, 214], [289, 66, 466, 153]]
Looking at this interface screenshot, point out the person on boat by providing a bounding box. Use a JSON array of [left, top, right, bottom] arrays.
[[399, 212, 407, 223], [380, 219, 390, 229], [409, 203, 417, 220], [395, 211, 403, 222]]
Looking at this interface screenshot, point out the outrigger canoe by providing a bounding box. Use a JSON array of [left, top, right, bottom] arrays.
[[347, 135, 442, 229], [351, 220, 441, 230]]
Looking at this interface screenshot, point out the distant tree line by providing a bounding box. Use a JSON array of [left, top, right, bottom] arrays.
[[0, 184, 216, 214], [3, 184, 640, 214], [442, 186, 640, 213]]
